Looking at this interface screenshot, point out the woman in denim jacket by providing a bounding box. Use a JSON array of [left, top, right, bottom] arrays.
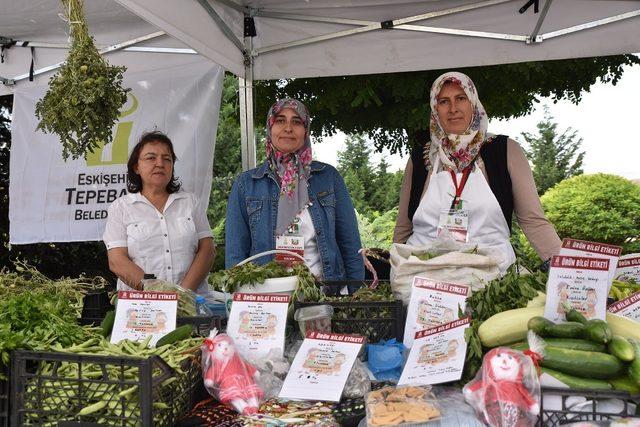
[[225, 98, 364, 281]]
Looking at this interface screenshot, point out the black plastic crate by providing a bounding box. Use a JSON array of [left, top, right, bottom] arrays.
[[79, 288, 114, 326], [539, 386, 640, 426], [10, 349, 201, 427], [294, 281, 404, 343], [1, 369, 7, 427]]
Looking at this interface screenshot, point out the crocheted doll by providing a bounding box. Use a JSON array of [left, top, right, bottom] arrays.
[[463, 348, 540, 427], [202, 331, 263, 415]]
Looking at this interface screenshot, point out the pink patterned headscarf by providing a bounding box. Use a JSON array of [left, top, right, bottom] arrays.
[[266, 98, 313, 235], [427, 72, 488, 172]]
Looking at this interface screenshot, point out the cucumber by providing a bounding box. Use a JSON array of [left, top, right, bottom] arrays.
[[627, 339, 640, 386], [610, 376, 640, 394], [609, 335, 635, 362], [541, 347, 624, 379], [511, 338, 605, 353], [528, 316, 553, 336], [155, 324, 192, 347], [583, 319, 613, 344], [541, 367, 612, 390], [100, 310, 116, 337], [544, 322, 586, 339], [566, 309, 588, 325]]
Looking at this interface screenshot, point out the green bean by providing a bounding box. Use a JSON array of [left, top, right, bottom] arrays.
[[77, 400, 107, 416]]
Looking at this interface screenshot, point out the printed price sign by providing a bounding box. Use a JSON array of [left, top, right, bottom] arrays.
[[111, 291, 177, 347], [279, 332, 365, 402], [560, 238, 622, 291], [544, 256, 609, 323], [404, 277, 468, 349], [399, 317, 470, 386], [227, 293, 289, 359]]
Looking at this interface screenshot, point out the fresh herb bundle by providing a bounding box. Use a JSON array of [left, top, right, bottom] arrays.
[[35, 0, 129, 159], [462, 266, 547, 382]]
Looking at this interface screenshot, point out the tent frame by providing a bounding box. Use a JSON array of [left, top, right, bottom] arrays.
[[202, 0, 640, 170], [3, 0, 640, 170]]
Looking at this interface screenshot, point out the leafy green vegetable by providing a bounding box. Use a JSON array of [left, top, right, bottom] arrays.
[[461, 266, 548, 382], [0, 261, 108, 317], [610, 279, 640, 301], [0, 292, 93, 379], [34, 0, 129, 159], [209, 261, 293, 293]]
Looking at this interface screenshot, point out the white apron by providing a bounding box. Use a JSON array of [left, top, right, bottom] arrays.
[[406, 165, 516, 273]]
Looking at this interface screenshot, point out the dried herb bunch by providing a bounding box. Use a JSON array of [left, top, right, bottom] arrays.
[[35, 0, 129, 160]]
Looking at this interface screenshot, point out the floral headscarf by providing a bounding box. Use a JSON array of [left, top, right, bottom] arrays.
[[427, 71, 488, 172], [266, 98, 313, 236]]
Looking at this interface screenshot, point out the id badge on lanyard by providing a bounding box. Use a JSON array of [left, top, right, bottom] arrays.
[[437, 165, 473, 243], [275, 217, 305, 267]]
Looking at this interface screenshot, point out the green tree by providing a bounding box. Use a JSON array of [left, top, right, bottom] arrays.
[[255, 56, 639, 153], [521, 107, 585, 195], [336, 134, 402, 217], [542, 174, 640, 253], [208, 74, 266, 256]]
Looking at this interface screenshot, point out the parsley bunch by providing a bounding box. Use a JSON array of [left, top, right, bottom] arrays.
[[35, 0, 129, 160], [462, 266, 547, 382]]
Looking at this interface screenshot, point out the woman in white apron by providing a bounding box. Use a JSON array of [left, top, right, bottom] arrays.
[[395, 72, 561, 272]]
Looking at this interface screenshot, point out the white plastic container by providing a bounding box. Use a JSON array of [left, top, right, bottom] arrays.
[[294, 304, 334, 336], [236, 276, 298, 295]]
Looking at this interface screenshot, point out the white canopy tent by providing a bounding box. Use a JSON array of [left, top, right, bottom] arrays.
[[3, 0, 640, 170], [112, 0, 640, 170], [0, 1, 213, 93]]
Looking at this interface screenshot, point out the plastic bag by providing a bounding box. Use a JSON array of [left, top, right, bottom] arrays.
[[365, 385, 441, 426], [201, 330, 264, 415], [366, 339, 405, 382], [463, 347, 540, 427], [389, 242, 501, 305], [294, 305, 334, 336], [249, 348, 291, 400], [343, 358, 371, 399], [142, 278, 198, 317]]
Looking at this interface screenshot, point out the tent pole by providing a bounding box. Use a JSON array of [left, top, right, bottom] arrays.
[[239, 39, 256, 171]]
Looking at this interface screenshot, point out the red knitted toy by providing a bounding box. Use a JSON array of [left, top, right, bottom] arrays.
[[202, 332, 263, 415], [463, 348, 540, 427]]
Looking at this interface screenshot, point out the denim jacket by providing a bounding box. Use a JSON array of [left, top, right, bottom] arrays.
[[225, 161, 364, 281]]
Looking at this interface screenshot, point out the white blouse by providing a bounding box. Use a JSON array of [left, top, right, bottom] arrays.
[[103, 191, 213, 292]]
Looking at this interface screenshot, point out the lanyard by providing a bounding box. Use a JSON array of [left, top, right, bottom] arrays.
[[449, 164, 474, 210]]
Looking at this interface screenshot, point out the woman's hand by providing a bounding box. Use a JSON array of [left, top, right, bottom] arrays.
[[107, 247, 145, 289], [180, 237, 216, 291]]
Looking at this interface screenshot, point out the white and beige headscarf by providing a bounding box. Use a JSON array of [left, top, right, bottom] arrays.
[[427, 71, 488, 173]]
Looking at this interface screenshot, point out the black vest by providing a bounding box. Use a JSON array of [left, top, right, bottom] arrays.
[[408, 135, 513, 231]]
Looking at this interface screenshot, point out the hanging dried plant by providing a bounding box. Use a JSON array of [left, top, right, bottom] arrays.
[[35, 0, 129, 160]]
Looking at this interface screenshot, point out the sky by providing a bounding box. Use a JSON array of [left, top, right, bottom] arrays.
[[314, 62, 640, 181]]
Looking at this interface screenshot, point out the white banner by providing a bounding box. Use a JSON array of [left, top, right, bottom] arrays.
[[9, 61, 224, 244]]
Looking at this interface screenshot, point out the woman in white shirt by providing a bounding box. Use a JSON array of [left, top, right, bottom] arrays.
[[103, 131, 215, 293]]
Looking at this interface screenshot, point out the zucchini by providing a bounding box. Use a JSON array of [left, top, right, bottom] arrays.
[[606, 313, 640, 341], [541, 347, 624, 379], [610, 376, 640, 394], [608, 335, 635, 362], [478, 306, 544, 348], [565, 309, 588, 325], [528, 316, 553, 336], [583, 319, 613, 344], [541, 367, 612, 390], [155, 324, 192, 347], [512, 339, 606, 353], [544, 322, 586, 339], [100, 310, 115, 337], [527, 292, 547, 308]]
